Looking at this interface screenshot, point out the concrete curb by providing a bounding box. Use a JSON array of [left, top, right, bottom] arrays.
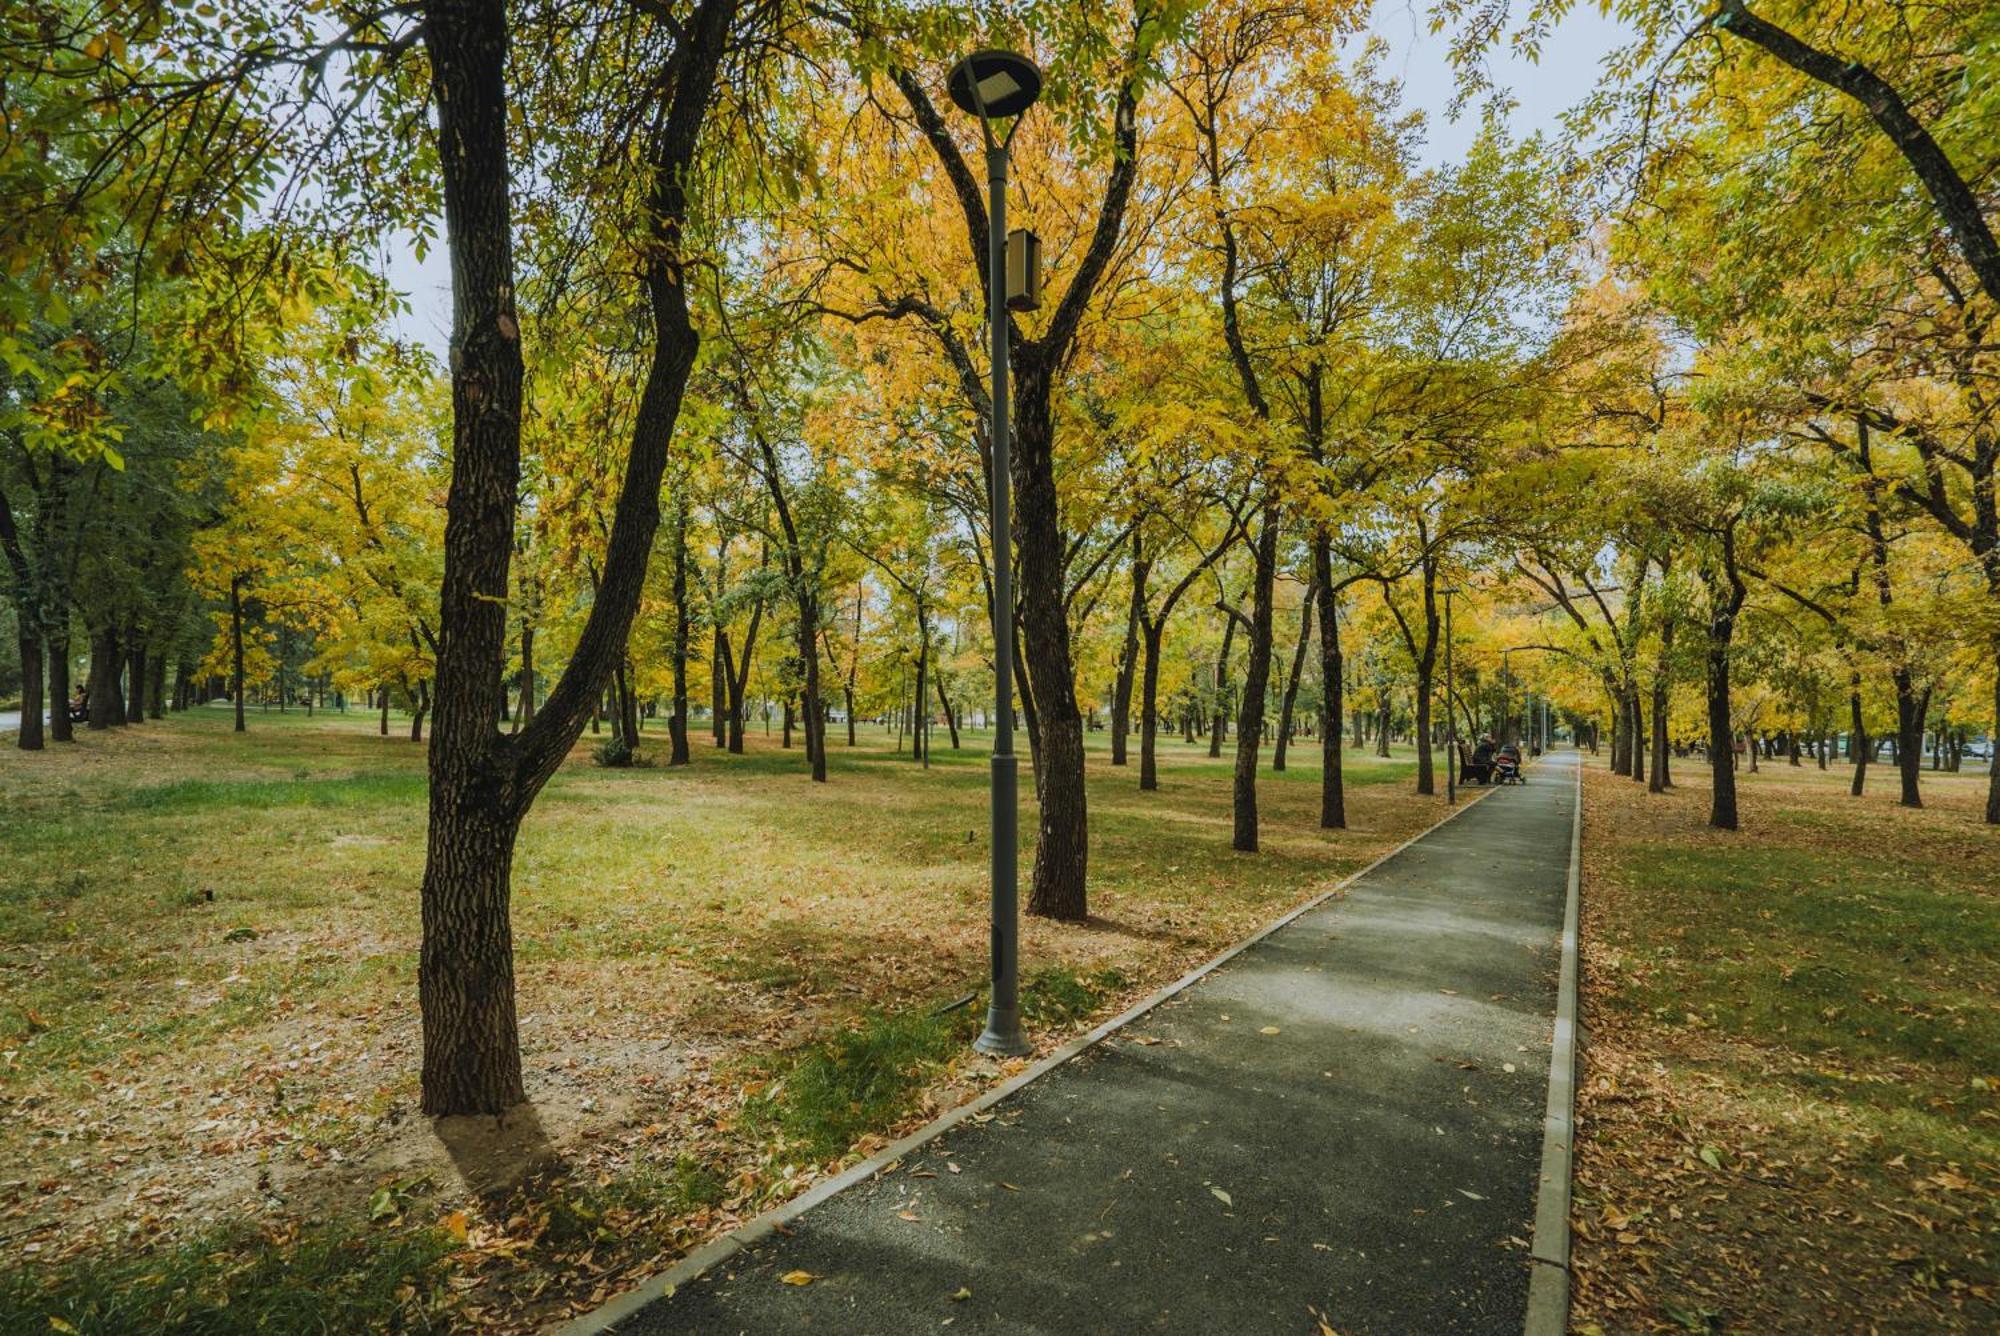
[[1524, 753, 1584, 1335], [557, 783, 1498, 1335]]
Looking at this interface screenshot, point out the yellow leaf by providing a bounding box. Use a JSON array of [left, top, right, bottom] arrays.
[[780, 1270, 815, 1286], [440, 1210, 469, 1242]]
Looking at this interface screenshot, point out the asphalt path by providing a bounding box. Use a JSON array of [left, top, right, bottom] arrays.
[[604, 752, 1577, 1336]]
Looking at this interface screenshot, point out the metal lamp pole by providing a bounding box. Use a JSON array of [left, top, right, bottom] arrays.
[[1443, 587, 1457, 805], [949, 51, 1041, 1059]]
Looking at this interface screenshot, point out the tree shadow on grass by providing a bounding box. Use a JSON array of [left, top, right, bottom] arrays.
[[432, 1101, 567, 1204]]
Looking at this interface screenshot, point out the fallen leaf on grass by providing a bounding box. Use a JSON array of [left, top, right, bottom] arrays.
[[952, 1286, 973, 1301], [1258, 1026, 1281, 1036], [897, 1211, 920, 1221], [780, 1270, 815, 1286]]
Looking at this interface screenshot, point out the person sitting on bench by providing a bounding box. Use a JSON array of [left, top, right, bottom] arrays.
[[1466, 734, 1497, 783]]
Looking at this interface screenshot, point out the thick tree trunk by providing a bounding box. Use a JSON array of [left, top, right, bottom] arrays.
[[1139, 625, 1165, 791], [417, 0, 733, 1117], [1849, 680, 1870, 796], [669, 509, 690, 766], [88, 624, 120, 730], [15, 631, 43, 751], [1274, 580, 1314, 773], [147, 651, 166, 720], [1014, 357, 1088, 922], [1704, 542, 1746, 830], [1231, 505, 1280, 851], [1892, 667, 1923, 807], [47, 628, 71, 742], [801, 604, 824, 780], [1413, 671, 1435, 796], [711, 629, 727, 747], [229, 579, 246, 733], [1987, 654, 2000, 824], [1706, 637, 1738, 830], [1313, 543, 1346, 829], [125, 633, 147, 724], [1627, 690, 1645, 783]]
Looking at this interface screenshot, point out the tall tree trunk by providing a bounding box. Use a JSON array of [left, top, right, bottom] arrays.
[[125, 631, 147, 724], [1139, 625, 1166, 791], [669, 504, 690, 766], [88, 623, 120, 731], [229, 578, 246, 733], [14, 629, 43, 751], [844, 583, 862, 747], [1704, 532, 1747, 831], [1273, 579, 1315, 774], [47, 625, 71, 743], [1987, 649, 2000, 824], [616, 657, 640, 750], [1231, 504, 1280, 852], [800, 603, 824, 780], [415, 0, 735, 1116], [711, 627, 727, 747], [1313, 542, 1346, 829], [1892, 667, 1924, 807], [147, 651, 166, 720], [937, 672, 960, 749], [1209, 609, 1238, 759], [1013, 361, 1089, 922], [1110, 537, 1143, 767], [518, 623, 536, 725]]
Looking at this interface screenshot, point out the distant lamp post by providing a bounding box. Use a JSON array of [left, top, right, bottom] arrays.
[[948, 48, 1042, 1059], [1443, 586, 1459, 805]]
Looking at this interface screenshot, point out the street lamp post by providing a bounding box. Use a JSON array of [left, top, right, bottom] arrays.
[[1443, 586, 1458, 805], [948, 50, 1041, 1059]]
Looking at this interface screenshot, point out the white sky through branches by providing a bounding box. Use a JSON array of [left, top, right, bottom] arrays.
[[382, 2, 1629, 361]]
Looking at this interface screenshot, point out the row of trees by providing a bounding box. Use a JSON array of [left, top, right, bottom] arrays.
[[5, 0, 1994, 1115]]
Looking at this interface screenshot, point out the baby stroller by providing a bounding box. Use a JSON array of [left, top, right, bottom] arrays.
[[1493, 748, 1524, 784]]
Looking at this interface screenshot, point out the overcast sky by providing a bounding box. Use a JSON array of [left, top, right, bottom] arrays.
[[383, 1, 1629, 359]]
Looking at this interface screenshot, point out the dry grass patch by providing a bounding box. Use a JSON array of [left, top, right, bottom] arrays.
[[0, 706, 1437, 1330]]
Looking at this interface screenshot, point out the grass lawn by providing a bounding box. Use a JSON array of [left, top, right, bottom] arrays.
[[0, 703, 1437, 1332], [1574, 756, 2000, 1333]]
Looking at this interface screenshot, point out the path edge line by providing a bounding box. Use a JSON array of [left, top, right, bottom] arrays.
[[558, 782, 1498, 1335], [1525, 754, 1584, 1334]]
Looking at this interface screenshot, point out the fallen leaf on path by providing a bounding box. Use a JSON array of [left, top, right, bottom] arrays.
[[780, 1270, 815, 1286], [1210, 1186, 1233, 1207], [952, 1286, 973, 1301], [1258, 1027, 1281, 1036]]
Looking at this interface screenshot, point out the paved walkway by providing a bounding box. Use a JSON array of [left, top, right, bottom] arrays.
[[602, 752, 1577, 1335]]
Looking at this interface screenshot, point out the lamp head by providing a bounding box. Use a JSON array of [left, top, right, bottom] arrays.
[[947, 49, 1043, 120]]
